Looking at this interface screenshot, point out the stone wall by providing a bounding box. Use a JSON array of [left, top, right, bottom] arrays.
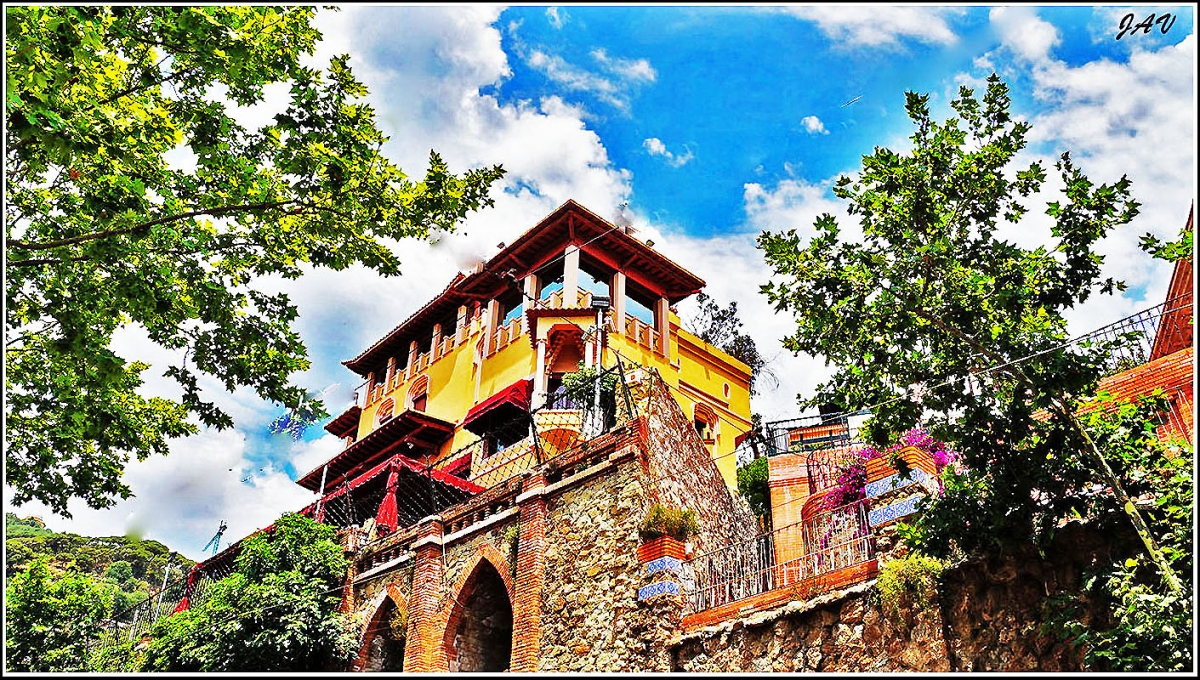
[[674, 521, 1119, 672], [536, 453, 674, 671], [631, 368, 759, 555]]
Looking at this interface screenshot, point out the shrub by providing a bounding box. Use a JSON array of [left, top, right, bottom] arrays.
[[876, 554, 945, 625], [639, 504, 700, 541]]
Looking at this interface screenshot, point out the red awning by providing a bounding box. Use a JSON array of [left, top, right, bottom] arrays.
[[461, 379, 533, 435]]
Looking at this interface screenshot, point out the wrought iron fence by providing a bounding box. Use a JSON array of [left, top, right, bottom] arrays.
[[681, 500, 874, 613], [1069, 296, 1191, 375]]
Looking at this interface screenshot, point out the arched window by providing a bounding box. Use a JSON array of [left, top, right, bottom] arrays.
[[407, 375, 430, 413], [376, 398, 395, 426], [693, 402, 718, 445]]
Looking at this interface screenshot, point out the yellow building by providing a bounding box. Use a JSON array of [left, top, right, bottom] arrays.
[[298, 200, 752, 499]]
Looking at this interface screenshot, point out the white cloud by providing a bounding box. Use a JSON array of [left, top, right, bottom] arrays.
[[4, 428, 319, 562], [989, 6, 1060, 63], [978, 7, 1194, 332], [523, 46, 655, 112], [801, 115, 828, 135], [643, 137, 695, 167], [8, 6, 638, 554], [629, 178, 855, 422], [546, 6, 565, 30], [590, 48, 657, 82], [779, 6, 960, 48]]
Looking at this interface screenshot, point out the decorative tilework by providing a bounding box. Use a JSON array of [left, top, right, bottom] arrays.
[[864, 468, 930, 498], [646, 556, 682, 575], [637, 580, 681, 601], [868, 494, 925, 527]]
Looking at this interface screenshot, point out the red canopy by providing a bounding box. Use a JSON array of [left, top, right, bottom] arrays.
[[462, 379, 532, 434]]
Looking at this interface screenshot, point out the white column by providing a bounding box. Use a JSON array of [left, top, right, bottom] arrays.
[[611, 271, 626, 336], [486, 299, 501, 355], [522, 274, 538, 335], [406, 340, 418, 377], [655, 297, 671, 358], [533, 339, 548, 409], [563, 245, 580, 308]]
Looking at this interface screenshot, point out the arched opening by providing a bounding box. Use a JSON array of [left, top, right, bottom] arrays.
[[360, 596, 406, 672], [445, 561, 513, 672]]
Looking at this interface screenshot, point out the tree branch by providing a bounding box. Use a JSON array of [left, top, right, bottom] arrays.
[[96, 64, 202, 109], [6, 255, 96, 268], [7, 201, 294, 252]]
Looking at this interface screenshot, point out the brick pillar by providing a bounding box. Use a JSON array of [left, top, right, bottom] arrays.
[[511, 473, 549, 671], [340, 530, 360, 616], [404, 517, 446, 672], [768, 454, 810, 587]]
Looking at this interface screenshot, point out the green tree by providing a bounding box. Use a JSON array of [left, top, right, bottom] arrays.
[[736, 455, 771, 525], [758, 74, 1178, 587], [5, 6, 504, 515], [5, 558, 115, 672], [141, 512, 356, 671], [687, 292, 777, 394], [103, 558, 134, 585]]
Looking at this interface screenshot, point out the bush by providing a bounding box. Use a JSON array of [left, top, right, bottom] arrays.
[[639, 504, 700, 541], [876, 554, 945, 625]]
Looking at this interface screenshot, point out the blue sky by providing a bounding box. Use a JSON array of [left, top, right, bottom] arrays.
[[6, 4, 1195, 560]]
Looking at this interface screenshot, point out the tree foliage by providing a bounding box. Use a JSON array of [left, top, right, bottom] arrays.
[[5, 558, 115, 672], [687, 292, 776, 394], [4, 6, 505, 515], [736, 455, 771, 521], [759, 73, 1141, 557], [140, 512, 356, 672], [1040, 395, 1193, 672], [759, 73, 1191, 670]]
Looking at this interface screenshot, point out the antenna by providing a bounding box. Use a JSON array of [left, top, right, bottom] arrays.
[[202, 520, 228, 557]]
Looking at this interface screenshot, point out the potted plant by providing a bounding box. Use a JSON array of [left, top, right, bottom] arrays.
[[637, 503, 700, 562]]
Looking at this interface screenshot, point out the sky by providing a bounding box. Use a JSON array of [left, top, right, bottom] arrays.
[[5, 4, 1195, 562]]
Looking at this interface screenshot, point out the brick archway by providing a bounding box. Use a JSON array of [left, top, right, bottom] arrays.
[[355, 584, 408, 672], [439, 544, 516, 672]]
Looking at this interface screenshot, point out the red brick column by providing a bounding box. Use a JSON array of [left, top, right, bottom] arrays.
[[403, 517, 446, 672], [510, 472, 548, 672]]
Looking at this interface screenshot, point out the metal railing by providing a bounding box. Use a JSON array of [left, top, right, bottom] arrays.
[[1069, 296, 1191, 375], [94, 557, 237, 650], [681, 500, 874, 613]]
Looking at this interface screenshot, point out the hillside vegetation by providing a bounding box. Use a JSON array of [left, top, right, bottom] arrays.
[[5, 513, 195, 617]]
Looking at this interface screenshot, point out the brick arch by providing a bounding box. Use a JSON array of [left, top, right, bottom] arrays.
[[354, 582, 409, 671], [438, 542, 516, 670], [440, 543, 515, 620]]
